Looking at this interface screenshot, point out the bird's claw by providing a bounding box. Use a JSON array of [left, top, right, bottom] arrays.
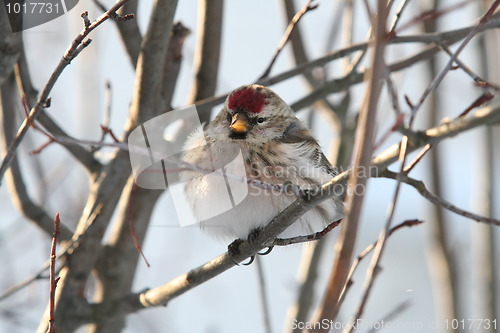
[[228, 239, 255, 266], [282, 181, 302, 197], [249, 228, 274, 256], [257, 246, 274, 256], [228, 229, 275, 266], [283, 181, 313, 199]]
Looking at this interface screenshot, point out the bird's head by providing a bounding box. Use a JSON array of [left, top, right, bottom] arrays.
[[212, 85, 295, 144]]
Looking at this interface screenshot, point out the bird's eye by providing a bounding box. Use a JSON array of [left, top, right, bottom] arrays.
[[257, 117, 265, 124]]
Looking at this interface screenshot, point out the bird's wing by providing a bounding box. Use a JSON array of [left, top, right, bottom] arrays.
[[313, 149, 338, 177], [281, 121, 338, 177]]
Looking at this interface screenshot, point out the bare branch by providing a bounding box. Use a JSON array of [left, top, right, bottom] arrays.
[[282, 240, 328, 333], [367, 301, 412, 333], [76, 102, 500, 325], [439, 43, 500, 91], [14, 50, 101, 172], [403, 144, 431, 173], [259, 0, 318, 80], [409, 0, 500, 123], [0, 75, 74, 241], [93, 5, 188, 305], [90, 180, 162, 333], [127, 0, 179, 125], [48, 214, 61, 333], [255, 257, 272, 333], [394, 0, 477, 36], [0, 3, 22, 84], [94, 0, 141, 65], [337, 220, 423, 314], [159, 22, 191, 112], [186, 0, 222, 121], [311, 3, 388, 330], [346, 104, 408, 333], [381, 170, 500, 226], [273, 219, 341, 246], [0, 0, 131, 184], [81, 11, 91, 30], [476, 6, 500, 325], [388, 0, 412, 34], [36, 1, 179, 332], [192, 14, 500, 113]]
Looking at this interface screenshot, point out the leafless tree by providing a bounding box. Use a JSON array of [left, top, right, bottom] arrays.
[[0, 0, 499, 332]]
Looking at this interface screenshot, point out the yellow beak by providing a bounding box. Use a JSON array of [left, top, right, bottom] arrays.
[[230, 113, 249, 134]]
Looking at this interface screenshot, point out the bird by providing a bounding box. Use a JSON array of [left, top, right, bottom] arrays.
[[180, 84, 342, 248]]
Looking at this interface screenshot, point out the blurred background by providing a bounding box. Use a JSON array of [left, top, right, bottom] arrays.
[[0, 0, 499, 332]]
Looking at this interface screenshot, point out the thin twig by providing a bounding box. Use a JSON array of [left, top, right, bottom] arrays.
[[128, 184, 150, 267], [344, 131, 409, 333], [408, 0, 500, 124], [403, 144, 431, 173], [91, 80, 114, 153], [373, 113, 405, 151], [310, 3, 388, 330], [273, 219, 341, 246], [192, 14, 500, 113], [367, 300, 412, 332], [381, 170, 500, 226], [0, 75, 74, 241], [0, 203, 104, 301], [457, 92, 495, 118], [100, 125, 120, 143], [388, 0, 412, 35], [393, 0, 474, 36], [255, 257, 273, 333], [94, 0, 141, 65], [259, 0, 319, 79], [81, 11, 91, 29], [438, 43, 500, 91], [336, 220, 423, 314], [93, 0, 135, 22], [0, 271, 47, 301], [31, 138, 56, 155], [385, 72, 403, 115], [48, 213, 61, 333], [14, 50, 101, 172], [0, 0, 132, 184], [77, 103, 500, 323]]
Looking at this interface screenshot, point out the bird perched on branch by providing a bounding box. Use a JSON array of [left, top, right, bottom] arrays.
[[181, 84, 342, 248]]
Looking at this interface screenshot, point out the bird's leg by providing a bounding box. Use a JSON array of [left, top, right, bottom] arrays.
[[228, 239, 254, 266], [282, 181, 313, 199], [282, 181, 302, 197], [248, 228, 274, 256]]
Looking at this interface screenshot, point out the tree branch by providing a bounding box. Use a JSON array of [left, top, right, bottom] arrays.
[[161, 22, 191, 112], [48, 214, 61, 333], [421, 0, 463, 325], [380, 170, 500, 226], [186, 0, 223, 122], [36, 1, 179, 332], [193, 13, 500, 113], [311, 2, 387, 330], [0, 74, 73, 242], [0, 3, 22, 85], [0, 0, 132, 185], [14, 50, 101, 173], [337, 220, 423, 313], [259, 0, 318, 80], [75, 102, 500, 325]]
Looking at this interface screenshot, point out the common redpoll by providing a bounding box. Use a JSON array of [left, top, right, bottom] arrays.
[[181, 84, 342, 242]]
